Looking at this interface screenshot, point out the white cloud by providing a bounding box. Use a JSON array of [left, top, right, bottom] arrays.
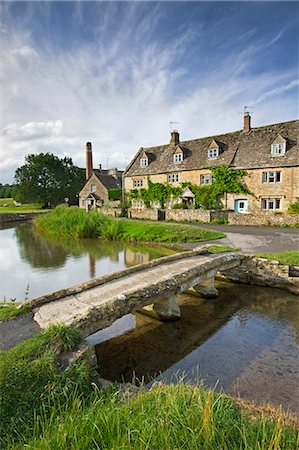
[[3, 120, 63, 141], [0, 3, 298, 183]]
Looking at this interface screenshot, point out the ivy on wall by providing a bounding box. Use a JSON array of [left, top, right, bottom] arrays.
[[128, 179, 182, 209], [128, 166, 249, 210]]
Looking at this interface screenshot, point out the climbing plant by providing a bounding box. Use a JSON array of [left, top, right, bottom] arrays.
[[128, 179, 182, 209], [183, 165, 249, 210]]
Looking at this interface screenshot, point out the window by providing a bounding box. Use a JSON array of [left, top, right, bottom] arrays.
[[133, 179, 143, 187], [200, 174, 213, 185], [140, 158, 148, 167], [262, 171, 281, 183], [173, 153, 183, 163], [271, 143, 286, 156], [168, 173, 179, 183], [91, 184, 96, 192], [208, 148, 219, 159], [133, 199, 144, 208], [261, 198, 281, 211]]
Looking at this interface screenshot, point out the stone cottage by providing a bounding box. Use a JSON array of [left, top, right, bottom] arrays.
[[79, 142, 123, 210], [124, 115, 299, 213]]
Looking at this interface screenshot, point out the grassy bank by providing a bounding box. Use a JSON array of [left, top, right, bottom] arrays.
[[1, 326, 298, 449], [35, 206, 225, 243], [0, 302, 30, 322], [0, 198, 48, 214], [257, 251, 299, 266]]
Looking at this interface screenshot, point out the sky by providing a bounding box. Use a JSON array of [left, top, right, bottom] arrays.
[[1, 1, 298, 184]]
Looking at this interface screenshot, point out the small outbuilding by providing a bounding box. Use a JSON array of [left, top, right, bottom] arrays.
[[79, 142, 123, 210]]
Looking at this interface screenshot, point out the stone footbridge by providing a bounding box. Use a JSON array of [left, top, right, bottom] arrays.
[[32, 249, 241, 338]]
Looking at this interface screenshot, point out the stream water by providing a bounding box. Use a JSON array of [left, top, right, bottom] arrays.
[[1, 221, 298, 414], [0, 222, 175, 302]]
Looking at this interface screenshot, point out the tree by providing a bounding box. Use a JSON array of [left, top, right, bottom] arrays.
[[13, 153, 85, 207]]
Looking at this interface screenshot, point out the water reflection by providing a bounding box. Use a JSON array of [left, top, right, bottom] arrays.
[[0, 222, 175, 302], [95, 282, 299, 414]]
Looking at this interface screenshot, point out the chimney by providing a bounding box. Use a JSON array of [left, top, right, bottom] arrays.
[[108, 167, 118, 178], [243, 113, 251, 133], [86, 142, 93, 179], [170, 130, 180, 146]]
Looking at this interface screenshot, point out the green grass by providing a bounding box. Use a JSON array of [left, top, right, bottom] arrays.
[[0, 302, 31, 322], [1, 326, 298, 448], [0, 324, 89, 447], [18, 384, 299, 449], [35, 206, 225, 243], [0, 198, 47, 213], [207, 245, 239, 253], [257, 251, 299, 266]]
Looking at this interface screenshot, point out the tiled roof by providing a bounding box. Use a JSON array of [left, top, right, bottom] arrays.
[[93, 170, 122, 189], [124, 119, 299, 177]]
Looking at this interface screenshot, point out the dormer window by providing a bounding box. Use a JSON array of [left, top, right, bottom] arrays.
[[173, 153, 183, 163], [271, 143, 286, 156], [208, 148, 219, 159], [271, 134, 287, 156], [140, 158, 148, 167]]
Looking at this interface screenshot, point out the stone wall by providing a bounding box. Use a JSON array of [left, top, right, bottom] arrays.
[[222, 256, 299, 294], [0, 212, 45, 223], [128, 208, 228, 223], [228, 212, 299, 227], [166, 209, 228, 223], [128, 208, 158, 220], [100, 207, 120, 218]]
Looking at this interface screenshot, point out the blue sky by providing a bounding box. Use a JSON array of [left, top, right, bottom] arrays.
[[1, 1, 298, 183]]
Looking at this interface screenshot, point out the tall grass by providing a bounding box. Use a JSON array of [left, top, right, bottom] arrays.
[[257, 251, 299, 266], [35, 206, 224, 243], [20, 383, 299, 449], [1, 326, 298, 448]]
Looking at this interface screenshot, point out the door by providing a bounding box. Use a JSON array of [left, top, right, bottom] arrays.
[[158, 209, 166, 221], [234, 199, 248, 214]]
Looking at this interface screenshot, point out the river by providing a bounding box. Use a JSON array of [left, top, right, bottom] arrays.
[[1, 221, 298, 415]]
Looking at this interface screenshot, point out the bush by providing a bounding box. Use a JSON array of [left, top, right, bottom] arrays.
[[288, 201, 299, 214], [172, 203, 188, 209]]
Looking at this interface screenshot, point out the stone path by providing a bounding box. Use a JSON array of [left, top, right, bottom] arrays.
[[33, 252, 240, 337]]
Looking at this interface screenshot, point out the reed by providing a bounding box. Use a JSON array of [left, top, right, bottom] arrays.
[[35, 206, 224, 243]]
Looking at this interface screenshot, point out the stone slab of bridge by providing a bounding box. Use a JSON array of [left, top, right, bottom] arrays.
[[33, 250, 241, 338]]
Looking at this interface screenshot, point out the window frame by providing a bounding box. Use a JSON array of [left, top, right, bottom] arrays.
[[271, 143, 286, 156], [133, 179, 143, 188], [91, 184, 96, 193], [167, 173, 179, 183], [262, 171, 282, 183], [173, 153, 183, 163], [140, 158, 148, 167], [261, 198, 281, 211], [200, 174, 213, 185], [208, 148, 219, 159]]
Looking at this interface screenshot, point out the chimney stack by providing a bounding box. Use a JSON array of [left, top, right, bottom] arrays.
[[170, 130, 180, 146], [243, 113, 251, 133], [86, 142, 93, 179]]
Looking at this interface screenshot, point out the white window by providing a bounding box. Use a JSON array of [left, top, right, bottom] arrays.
[[261, 198, 281, 211], [173, 153, 183, 163], [133, 179, 143, 187], [208, 148, 219, 159], [82, 200, 87, 207], [168, 174, 179, 183], [262, 171, 281, 183], [271, 143, 286, 156], [140, 158, 148, 167], [200, 174, 213, 184], [91, 184, 96, 192], [133, 199, 144, 208]]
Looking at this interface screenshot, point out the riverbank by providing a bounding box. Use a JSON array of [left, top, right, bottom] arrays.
[[34, 206, 225, 243], [1, 324, 298, 448]]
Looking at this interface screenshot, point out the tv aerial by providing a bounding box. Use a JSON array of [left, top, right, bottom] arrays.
[[170, 121, 180, 132]]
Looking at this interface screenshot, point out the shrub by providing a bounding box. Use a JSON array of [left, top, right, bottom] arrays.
[[288, 201, 299, 214], [172, 203, 188, 209]]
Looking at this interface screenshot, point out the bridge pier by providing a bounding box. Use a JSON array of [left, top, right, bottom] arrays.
[[193, 276, 218, 298], [153, 294, 181, 321]]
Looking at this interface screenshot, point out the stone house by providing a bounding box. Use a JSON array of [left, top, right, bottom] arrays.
[[79, 142, 123, 210], [124, 115, 299, 213]]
